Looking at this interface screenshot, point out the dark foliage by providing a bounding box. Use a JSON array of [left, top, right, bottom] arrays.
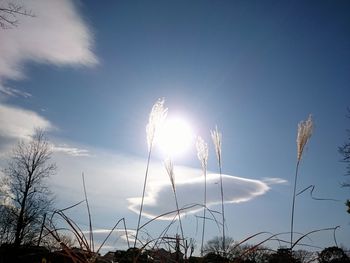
[[318, 246, 350, 263]]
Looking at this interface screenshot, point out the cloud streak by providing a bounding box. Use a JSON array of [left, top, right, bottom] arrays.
[[128, 173, 277, 220], [0, 0, 97, 97], [52, 144, 90, 157], [0, 103, 90, 160]]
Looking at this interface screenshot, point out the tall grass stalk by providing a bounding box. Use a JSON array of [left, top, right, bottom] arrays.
[[134, 98, 168, 248], [45, 199, 131, 263], [290, 115, 313, 249], [82, 173, 94, 252], [211, 126, 225, 256], [196, 136, 209, 256], [164, 158, 186, 257]]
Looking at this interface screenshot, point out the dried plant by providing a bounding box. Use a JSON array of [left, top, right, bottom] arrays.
[[164, 158, 186, 258], [135, 98, 168, 248], [196, 136, 209, 256], [290, 114, 313, 249], [165, 158, 175, 191], [196, 136, 209, 171], [211, 126, 226, 256], [297, 115, 313, 161], [44, 195, 130, 263], [146, 98, 168, 151], [211, 126, 222, 165]]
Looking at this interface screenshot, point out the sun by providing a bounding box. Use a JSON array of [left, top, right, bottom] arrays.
[[155, 116, 194, 158]]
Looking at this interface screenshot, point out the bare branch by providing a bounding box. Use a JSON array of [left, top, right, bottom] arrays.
[[0, 2, 34, 29], [1, 129, 56, 245]]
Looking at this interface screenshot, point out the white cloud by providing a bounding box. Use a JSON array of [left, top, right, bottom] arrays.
[[84, 228, 135, 245], [0, 0, 97, 97], [52, 144, 90, 157], [0, 103, 91, 159], [49, 150, 147, 212], [128, 173, 272, 220], [0, 103, 91, 189], [48, 146, 285, 224], [0, 103, 52, 156], [0, 86, 32, 98], [262, 177, 288, 185], [0, 103, 52, 139]]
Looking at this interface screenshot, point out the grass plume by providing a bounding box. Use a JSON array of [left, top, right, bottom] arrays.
[[196, 136, 209, 256], [290, 114, 313, 249], [146, 98, 168, 151], [164, 158, 186, 258], [211, 126, 226, 256], [297, 114, 313, 162], [135, 98, 168, 248]]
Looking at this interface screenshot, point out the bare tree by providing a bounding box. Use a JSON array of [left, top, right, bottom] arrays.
[[0, 204, 15, 244], [203, 236, 241, 260], [0, 1, 34, 29], [0, 176, 15, 243], [293, 249, 315, 263], [339, 108, 350, 213], [318, 246, 350, 263], [1, 129, 56, 246], [203, 236, 273, 262], [41, 232, 76, 252]]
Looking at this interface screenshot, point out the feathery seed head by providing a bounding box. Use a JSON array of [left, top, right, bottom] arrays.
[[164, 158, 175, 191], [146, 98, 168, 150], [211, 126, 222, 163], [196, 136, 208, 170], [297, 114, 313, 161]]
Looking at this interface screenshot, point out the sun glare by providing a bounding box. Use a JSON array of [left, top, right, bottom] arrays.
[[155, 116, 194, 158]]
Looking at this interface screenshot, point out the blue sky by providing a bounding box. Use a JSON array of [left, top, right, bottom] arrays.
[[0, 0, 349, 254]]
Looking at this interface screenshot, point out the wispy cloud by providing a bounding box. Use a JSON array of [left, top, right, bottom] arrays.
[[46, 146, 287, 225], [83, 228, 134, 245], [128, 173, 278, 220], [0, 103, 52, 155], [262, 177, 288, 185], [0, 103, 89, 159], [0, 103, 52, 139], [52, 144, 90, 157], [0, 0, 97, 97]]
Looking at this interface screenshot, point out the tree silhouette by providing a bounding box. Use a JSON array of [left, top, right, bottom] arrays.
[[338, 108, 350, 213], [268, 248, 299, 263], [1, 129, 56, 246], [318, 246, 350, 263]]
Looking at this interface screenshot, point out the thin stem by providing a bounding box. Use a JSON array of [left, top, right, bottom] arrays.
[[172, 186, 186, 259], [200, 170, 207, 256], [123, 218, 131, 249], [219, 161, 225, 256], [82, 173, 94, 251], [290, 160, 300, 249], [96, 218, 126, 254], [134, 144, 153, 247], [152, 214, 178, 250]]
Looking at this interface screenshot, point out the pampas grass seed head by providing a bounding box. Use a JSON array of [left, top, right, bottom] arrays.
[[297, 114, 313, 161], [211, 126, 222, 164], [164, 158, 175, 191], [146, 98, 168, 150], [196, 136, 208, 170]]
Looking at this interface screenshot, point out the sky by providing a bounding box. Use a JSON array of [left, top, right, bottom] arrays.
[[0, 0, 349, 255]]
